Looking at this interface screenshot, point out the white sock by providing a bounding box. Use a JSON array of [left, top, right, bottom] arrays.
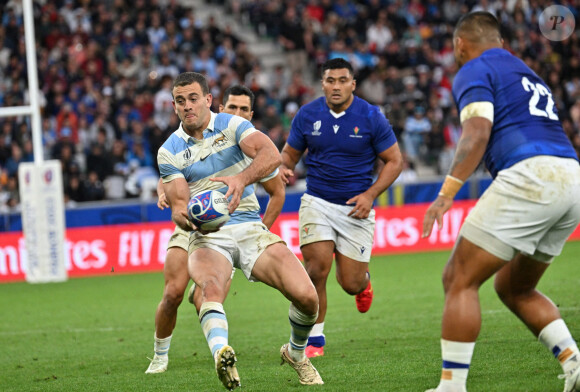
[[310, 322, 325, 337], [153, 334, 172, 357], [539, 319, 580, 374], [437, 339, 475, 391]]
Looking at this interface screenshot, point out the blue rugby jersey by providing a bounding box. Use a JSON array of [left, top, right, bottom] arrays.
[[287, 96, 397, 205], [452, 48, 578, 178], [157, 112, 263, 225]]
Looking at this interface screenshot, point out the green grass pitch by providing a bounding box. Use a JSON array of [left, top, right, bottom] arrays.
[[1, 241, 579, 391]]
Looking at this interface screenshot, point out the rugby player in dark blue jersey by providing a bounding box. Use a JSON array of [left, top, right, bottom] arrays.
[[422, 12, 580, 392], [280, 58, 403, 358]]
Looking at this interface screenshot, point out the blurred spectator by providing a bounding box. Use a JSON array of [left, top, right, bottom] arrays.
[[359, 70, 386, 106], [278, 6, 307, 74], [83, 171, 106, 201], [366, 10, 392, 54], [1, 0, 579, 212], [402, 105, 431, 163]]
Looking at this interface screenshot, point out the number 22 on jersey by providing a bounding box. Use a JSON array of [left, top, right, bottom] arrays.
[[521, 76, 559, 120]]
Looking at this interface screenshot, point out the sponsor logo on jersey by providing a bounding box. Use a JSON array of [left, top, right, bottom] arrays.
[[312, 121, 322, 136], [360, 246, 366, 254], [212, 133, 228, 148], [333, 125, 340, 133], [350, 126, 363, 138]]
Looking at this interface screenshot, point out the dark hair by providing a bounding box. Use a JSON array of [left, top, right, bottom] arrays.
[[223, 85, 255, 108], [321, 58, 354, 78], [455, 11, 501, 42], [172, 72, 209, 95]]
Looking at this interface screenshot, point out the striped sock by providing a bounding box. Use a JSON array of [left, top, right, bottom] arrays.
[[199, 302, 228, 359], [437, 339, 474, 392], [539, 319, 580, 374], [288, 303, 318, 362], [153, 334, 172, 357]]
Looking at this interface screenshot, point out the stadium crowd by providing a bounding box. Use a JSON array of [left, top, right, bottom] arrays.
[[0, 0, 579, 212]]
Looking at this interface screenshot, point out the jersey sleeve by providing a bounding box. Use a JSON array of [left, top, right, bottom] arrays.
[[232, 117, 258, 143], [371, 107, 398, 154], [157, 146, 184, 183], [452, 61, 495, 112], [286, 110, 307, 152]]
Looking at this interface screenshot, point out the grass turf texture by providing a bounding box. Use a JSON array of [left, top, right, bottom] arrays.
[[1, 241, 579, 392]]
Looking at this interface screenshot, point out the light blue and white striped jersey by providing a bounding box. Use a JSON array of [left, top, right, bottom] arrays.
[[157, 111, 265, 225]]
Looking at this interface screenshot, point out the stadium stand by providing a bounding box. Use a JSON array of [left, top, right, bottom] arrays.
[[0, 0, 579, 213]]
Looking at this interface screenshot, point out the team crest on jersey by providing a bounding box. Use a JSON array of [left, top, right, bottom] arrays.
[[350, 126, 363, 138], [212, 133, 228, 148], [312, 121, 322, 136], [183, 148, 192, 161], [302, 226, 313, 238], [333, 125, 340, 133]]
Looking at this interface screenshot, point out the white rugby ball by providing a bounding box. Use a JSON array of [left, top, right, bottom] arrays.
[[187, 190, 230, 231]]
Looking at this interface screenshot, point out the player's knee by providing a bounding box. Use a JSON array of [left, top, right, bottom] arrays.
[[305, 261, 331, 282], [493, 277, 519, 305], [163, 285, 185, 308], [339, 274, 367, 295], [299, 288, 319, 316]]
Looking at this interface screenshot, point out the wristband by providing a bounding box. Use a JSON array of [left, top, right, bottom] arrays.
[[438, 175, 464, 199]]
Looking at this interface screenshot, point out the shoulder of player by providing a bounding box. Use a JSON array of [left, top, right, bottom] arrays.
[[160, 130, 187, 152], [214, 112, 254, 134], [298, 96, 327, 113]]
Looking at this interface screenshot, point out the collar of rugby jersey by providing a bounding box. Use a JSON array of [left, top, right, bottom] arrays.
[[176, 111, 217, 144]]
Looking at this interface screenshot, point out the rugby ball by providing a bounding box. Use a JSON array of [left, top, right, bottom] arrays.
[[187, 190, 230, 231]]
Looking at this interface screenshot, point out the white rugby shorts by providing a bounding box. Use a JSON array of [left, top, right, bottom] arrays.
[[189, 221, 283, 281], [167, 226, 189, 251], [460, 156, 580, 262], [298, 193, 375, 262]]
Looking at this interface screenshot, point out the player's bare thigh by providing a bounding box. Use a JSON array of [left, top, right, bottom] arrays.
[[188, 247, 233, 303], [251, 242, 318, 312], [163, 246, 190, 291]]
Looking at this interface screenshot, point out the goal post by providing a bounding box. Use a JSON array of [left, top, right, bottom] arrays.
[[0, 0, 67, 283]]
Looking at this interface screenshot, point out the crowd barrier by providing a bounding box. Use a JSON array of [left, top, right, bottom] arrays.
[[0, 177, 493, 232], [1, 200, 579, 283]]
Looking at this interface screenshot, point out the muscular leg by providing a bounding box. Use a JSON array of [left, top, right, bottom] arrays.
[[335, 252, 369, 295], [252, 242, 324, 385], [441, 237, 507, 341], [252, 242, 319, 314], [146, 247, 190, 374], [192, 274, 234, 315], [494, 253, 560, 336], [155, 247, 190, 338], [188, 248, 232, 304], [428, 237, 508, 390], [301, 241, 335, 323], [189, 248, 240, 390]]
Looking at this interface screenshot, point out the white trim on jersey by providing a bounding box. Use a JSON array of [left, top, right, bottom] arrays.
[[460, 101, 494, 124]]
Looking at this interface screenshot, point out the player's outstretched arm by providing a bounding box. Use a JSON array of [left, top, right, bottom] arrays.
[[260, 173, 285, 229], [422, 116, 491, 238], [347, 142, 403, 219]]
